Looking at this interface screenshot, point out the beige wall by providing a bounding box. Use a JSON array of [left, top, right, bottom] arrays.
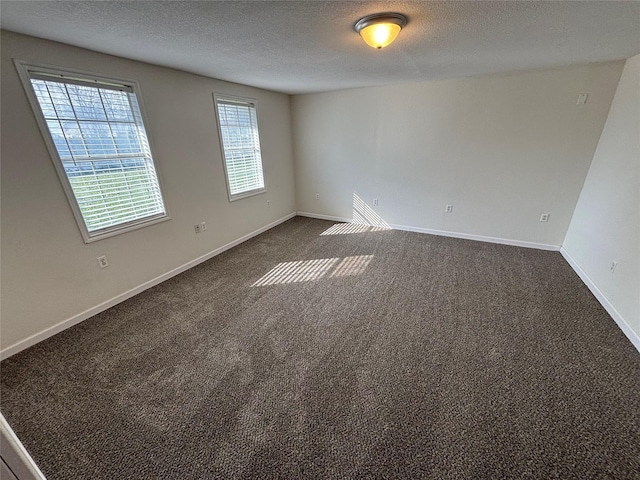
[[1, 31, 296, 352], [292, 62, 623, 247], [563, 54, 640, 341]]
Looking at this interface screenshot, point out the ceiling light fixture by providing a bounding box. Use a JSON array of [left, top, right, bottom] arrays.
[[354, 12, 408, 49]]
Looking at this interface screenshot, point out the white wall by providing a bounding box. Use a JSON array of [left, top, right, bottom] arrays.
[[563, 54, 640, 346], [292, 63, 623, 248], [0, 31, 296, 353]]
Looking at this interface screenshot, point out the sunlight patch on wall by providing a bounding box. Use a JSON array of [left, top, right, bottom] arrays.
[[319, 194, 392, 236], [353, 193, 391, 228], [252, 255, 374, 286]]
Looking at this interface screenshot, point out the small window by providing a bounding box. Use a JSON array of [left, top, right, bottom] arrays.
[[15, 61, 168, 242], [214, 94, 266, 201]]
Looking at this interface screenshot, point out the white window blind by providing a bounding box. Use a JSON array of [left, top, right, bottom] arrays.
[[215, 96, 265, 199], [21, 66, 167, 240]]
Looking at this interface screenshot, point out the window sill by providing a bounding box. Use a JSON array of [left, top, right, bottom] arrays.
[[82, 214, 171, 243], [228, 188, 266, 202]]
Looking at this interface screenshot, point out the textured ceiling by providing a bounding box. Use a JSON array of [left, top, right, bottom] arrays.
[[2, 1, 639, 94]]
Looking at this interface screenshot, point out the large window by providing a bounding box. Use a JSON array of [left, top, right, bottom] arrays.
[[16, 61, 168, 242], [214, 94, 266, 201]]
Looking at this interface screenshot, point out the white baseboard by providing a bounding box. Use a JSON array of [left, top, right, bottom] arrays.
[[0, 212, 297, 361], [296, 211, 353, 223], [1, 413, 46, 480], [560, 247, 640, 353], [389, 222, 560, 251], [296, 211, 560, 251]]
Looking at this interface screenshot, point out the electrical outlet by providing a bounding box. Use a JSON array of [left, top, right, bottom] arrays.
[[539, 213, 550, 222], [373, 198, 379, 206], [445, 204, 453, 213], [97, 255, 109, 269], [576, 93, 589, 105], [315, 193, 320, 200], [200, 221, 207, 232], [194, 224, 201, 234], [266, 200, 270, 207], [610, 261, 618, 273]]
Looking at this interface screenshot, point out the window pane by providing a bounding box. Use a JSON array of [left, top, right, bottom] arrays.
[[45, 120, 72, 159], [67, 84, 107, 121], [101, 90, 134, 122], [80, 122, 117, 156], [111, 123, 142, 154], [60, 121, 88, 158]]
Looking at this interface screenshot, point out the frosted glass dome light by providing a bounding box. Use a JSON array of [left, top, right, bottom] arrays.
[[354, 13, 408, 49]]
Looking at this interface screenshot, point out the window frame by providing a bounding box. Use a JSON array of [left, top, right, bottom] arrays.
[[213, 93, 267, 202], [14, 59, 170, 243]]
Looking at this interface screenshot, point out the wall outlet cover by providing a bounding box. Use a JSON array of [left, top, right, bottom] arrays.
[[97, 255, 109, 268]]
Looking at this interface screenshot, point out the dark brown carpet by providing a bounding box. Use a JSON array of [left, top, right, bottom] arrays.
[[1, 217, 639, 479]]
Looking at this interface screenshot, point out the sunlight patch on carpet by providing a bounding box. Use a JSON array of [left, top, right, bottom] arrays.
[[330, 255, 374, 278], [252, 255, 374, 286], [252, 258, 340, 286], [320, 223, 390, 235]]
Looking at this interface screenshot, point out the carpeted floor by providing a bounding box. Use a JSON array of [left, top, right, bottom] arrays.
[[1, 217, 639, 479]]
